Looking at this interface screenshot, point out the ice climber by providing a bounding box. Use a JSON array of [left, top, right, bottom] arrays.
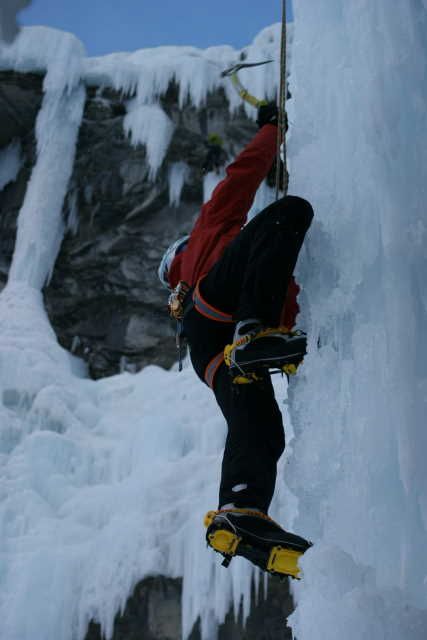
[[158, 103, 313, 577]]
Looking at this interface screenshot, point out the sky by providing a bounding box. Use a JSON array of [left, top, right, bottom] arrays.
[[19, 0, 293, 56]]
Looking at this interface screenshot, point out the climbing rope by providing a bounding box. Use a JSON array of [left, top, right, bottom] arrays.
[[275, 0, 287, 199]]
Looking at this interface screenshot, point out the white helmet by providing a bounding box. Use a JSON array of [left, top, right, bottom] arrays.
[[158, 235, 190, 289]]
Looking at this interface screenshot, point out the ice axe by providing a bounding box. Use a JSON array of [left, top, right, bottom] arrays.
[[221, 60, 273, 109]]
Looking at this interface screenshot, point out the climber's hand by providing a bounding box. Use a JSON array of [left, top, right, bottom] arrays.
[[256, 102, 278, 128]]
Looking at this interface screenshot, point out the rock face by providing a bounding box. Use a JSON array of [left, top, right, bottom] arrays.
[[0, 70, 257, 377], [85, 576, 293, 640]]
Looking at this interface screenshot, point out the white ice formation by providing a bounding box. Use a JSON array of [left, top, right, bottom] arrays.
[[287, 1, 427, 638], [168, 162, 190, 208]]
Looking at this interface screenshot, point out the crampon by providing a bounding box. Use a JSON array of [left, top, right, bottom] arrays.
[[204, 508, 312, 579], [224, 328, 307, 384]]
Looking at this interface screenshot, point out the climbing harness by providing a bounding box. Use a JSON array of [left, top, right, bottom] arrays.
[[204, 351, 226, 389], [192, 279, 233, 324], [168, 280, 191, 371], [168, 280, 191, 321]]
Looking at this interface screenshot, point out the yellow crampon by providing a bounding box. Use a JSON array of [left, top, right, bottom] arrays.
[[204, 508, 272, 559], [204, 510, 304, 579], [282, 362, 299, 376], [204, 510, 241, 557], [208, 529, 241, 556], [224, 327, 302, 383], [267, 546, 302, 579]]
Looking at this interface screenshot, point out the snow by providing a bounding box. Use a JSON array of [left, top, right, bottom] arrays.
[[286, 1, 427, 638], [0, 140, 22, 191]]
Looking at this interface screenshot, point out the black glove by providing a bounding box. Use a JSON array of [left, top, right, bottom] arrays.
[[256, 102, 278, 128]]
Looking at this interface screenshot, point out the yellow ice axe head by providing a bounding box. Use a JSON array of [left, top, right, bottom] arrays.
[[221, 60, 273, 109]]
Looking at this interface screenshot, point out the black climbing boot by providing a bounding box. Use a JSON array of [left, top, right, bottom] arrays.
[[204, 508, 312, 579], [224, 328, 307, 383]]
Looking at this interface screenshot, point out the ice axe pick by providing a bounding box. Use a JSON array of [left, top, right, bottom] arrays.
[[221, 60, 273, 109]]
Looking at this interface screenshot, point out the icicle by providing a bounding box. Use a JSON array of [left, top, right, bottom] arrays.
[[66, 188, 79, 235], [123, 101, 175, 180], [168, 161, 190, 207], [203, 170, 225, 203], [0, 140, 22, 191], [8, 84, 85, 288]]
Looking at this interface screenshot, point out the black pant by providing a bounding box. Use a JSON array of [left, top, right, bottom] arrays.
[[186, 195, 313, 512], [202, 195, 314, 325]]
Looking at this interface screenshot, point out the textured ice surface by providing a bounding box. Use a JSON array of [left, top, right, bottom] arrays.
[[287, 1, 427, 638]]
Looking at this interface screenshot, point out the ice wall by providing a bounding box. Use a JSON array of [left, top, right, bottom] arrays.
[[286, 1, 427, 637]]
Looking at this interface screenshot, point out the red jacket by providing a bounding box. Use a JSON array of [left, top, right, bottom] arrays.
[[169, 124, 300, 328]]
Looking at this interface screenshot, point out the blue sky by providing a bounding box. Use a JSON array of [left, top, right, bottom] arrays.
[[20, 0, 293, 56]]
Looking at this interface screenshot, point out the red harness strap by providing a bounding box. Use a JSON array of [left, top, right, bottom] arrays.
[[204, 351, 225, 389], [192, 279, 233, 324], [192, 279, 233, 388]]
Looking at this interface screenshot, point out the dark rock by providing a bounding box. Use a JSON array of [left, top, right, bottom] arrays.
[[0, 71, 40, 287], [0, 71, 43, 146], [85, 575, 293, 640]]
